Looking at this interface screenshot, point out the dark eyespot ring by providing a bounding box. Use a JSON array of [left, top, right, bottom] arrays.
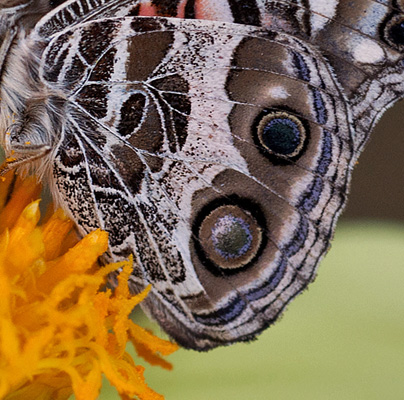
[[196, 202, 263, 272], [383, 14, 404, 50], [255, 111, 306, 159]]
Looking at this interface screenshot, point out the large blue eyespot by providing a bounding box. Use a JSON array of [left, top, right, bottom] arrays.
[[256, 111, 306, 158], [211, 214, 253, 259], [197, 204, 262, 271]]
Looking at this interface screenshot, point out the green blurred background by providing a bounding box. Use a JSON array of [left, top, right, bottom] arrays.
[[95, 102, 404, 399]]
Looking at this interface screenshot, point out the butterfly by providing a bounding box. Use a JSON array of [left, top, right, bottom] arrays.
[[0, 0, 403, 351]]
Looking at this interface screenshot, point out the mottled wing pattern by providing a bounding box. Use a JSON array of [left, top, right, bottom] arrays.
[[114, 0, 404, 152], [34, 14, 354, 349], [2, 0, 404, 350], [305, 0, 404, 153]]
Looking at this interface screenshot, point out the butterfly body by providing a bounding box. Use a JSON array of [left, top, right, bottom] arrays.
[[0, 0, 403, 350]]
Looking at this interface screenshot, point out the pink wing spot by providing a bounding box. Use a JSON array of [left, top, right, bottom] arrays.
[[138, 3, 159, 16], [175, 0, 189, 18], [194, 0, 233, 21]]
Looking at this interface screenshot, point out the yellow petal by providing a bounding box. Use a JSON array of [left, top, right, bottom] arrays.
[[0, 173, 178, 400], [0, 175, 41, 232], [41, 209, 75, 260], [36, 229, 108, 294]]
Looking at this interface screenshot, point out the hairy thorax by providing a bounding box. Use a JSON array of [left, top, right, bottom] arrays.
[[0, 24, 65, 178]]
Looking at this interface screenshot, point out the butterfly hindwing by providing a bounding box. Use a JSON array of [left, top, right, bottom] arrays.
[[1, 0, 404, 350], [35, 15, 354, 349]]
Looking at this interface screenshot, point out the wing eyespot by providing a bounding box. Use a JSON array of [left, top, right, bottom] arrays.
[[383, 14, 404, 50], [254, 110, 307, 161], [193, 198, 266, 274]]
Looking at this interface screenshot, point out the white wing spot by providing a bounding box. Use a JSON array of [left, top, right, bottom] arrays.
[[353, 39, 385, 64], [268, 85, 290, 100], [309, 0, 338, 34]]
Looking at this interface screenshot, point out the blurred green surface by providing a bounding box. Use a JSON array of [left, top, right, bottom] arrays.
[[96, 222, 404, 400]]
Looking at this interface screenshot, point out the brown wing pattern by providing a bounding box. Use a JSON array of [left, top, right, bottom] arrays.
[[1, 0, 403, 349], [39, 17, 353, 349]]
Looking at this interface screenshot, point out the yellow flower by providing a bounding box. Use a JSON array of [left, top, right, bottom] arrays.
[[0, 172, 178, 400]]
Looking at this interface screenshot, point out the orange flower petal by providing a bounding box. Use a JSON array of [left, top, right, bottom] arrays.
[[0, 174, 41, 233], [0, 172, 178, 400], [41, 209, 75, 261], [35, 229, 108, 293]]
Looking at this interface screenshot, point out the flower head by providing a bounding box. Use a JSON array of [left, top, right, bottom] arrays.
[[0, 171, 178, 400]]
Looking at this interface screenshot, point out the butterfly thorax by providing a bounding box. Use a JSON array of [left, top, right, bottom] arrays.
[[0, 17, 65, 177]]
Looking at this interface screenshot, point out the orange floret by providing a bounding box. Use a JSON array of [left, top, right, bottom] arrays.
[[0, 172, 178, 400]]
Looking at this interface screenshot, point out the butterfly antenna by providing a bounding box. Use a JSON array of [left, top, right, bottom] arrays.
[[0, 145, 52, 177]]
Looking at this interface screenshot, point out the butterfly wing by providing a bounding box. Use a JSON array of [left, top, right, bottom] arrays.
[[33, 14, 354, 349], [308, 1, 404, 153], [81, 0, 404, 153], [4, 0, 402, 350]]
